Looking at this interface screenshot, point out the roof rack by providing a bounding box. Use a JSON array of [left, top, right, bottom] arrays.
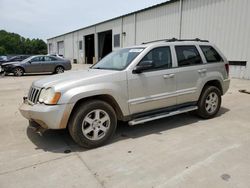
[[141, 38, 209, 44]]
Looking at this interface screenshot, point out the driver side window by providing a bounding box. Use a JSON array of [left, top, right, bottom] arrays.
[[139, 47, 172, 70]]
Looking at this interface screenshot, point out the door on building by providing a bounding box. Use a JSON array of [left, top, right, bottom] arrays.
[[84, 34, 95, 64], [98, 30, 112, 60], [57, 41, 64, 56]]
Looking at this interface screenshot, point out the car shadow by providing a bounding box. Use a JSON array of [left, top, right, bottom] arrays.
[[26, 107, 230, 153]]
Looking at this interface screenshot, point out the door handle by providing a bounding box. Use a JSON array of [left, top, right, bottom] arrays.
[[198, 69, 207, 73], [163, 74, 175, 79]]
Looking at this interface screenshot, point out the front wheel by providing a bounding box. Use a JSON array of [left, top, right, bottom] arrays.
[[68, 100, 117, 148], [13, 67, 24, 76], [197, 86, 221, 119]]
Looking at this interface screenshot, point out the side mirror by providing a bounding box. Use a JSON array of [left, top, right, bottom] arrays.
[[28, 61, 32, 64], [132, 60, 154, 74]]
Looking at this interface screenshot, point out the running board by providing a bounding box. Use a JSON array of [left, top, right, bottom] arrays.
[[128, 106, 198, 126]]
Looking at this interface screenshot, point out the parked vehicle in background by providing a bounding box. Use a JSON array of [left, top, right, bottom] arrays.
[[1, 55, 71, 76], [0, 55, 30, 65], [0, 56, 8, 64], [19, 38, 230, 148]]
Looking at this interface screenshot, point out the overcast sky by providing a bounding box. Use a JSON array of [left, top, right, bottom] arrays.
[[0, 0, 166, 41]]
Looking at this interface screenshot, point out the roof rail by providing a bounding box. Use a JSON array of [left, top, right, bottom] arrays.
[[141, 37, 209, 44], [166, 38, 209, 42], [141, 39, 169, 44]]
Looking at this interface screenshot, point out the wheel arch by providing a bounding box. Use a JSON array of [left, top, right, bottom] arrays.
[[14, 66, 25, 73], [202, 80, 223, 95], [67, 94, 125, 128]]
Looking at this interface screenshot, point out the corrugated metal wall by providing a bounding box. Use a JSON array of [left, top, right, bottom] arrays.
[[47, 0, 250, 79], [181, 0, 250, 79], [136, 2, 180, 44]]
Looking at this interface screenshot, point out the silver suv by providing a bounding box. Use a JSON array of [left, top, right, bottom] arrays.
[[19, 38, 230, 148]]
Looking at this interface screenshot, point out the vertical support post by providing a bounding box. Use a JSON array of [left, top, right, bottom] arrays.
[[179, 0, 183, 39]]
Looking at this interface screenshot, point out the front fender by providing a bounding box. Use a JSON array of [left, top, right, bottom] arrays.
[[58, 82, 130, 116]]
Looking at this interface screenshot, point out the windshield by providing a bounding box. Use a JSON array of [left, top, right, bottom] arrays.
[[92, 48, 144, 70], [21, 56, 34, 63]]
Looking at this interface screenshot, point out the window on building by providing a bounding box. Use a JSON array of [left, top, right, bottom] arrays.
[[175, 45, 202, 67], [114, 34, 120, 47], [200, 45, 223, 63], [139, 47, 172, 70], [79, 40, 83, 50]]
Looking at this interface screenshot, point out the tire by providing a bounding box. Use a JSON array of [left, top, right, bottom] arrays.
[[68, 100, 117, 148], [13, 67, 24, 76], [55, 66, 64, 74], [197, 86, 221, 119]]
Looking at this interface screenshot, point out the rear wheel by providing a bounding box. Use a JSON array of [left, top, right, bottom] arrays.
[[13, 67, 24, 76], [68, 100, 117, 148], [197, 86, 221, 119], [55, 66, 64, 74]]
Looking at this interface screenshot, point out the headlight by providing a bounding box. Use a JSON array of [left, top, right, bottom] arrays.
[[38, 88, 61, 105]]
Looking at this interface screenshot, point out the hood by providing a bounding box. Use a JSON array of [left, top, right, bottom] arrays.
[[33, 68, 120, 91], [1, 61, 21, 66]]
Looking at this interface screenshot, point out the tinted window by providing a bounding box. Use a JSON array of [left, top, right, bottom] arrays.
[[140, 47, 172, 70], [175, 46, 202, 67], [44, 56, 57, 61], [200, 45, 223, 63]]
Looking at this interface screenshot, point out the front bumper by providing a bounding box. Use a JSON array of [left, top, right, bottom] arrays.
[[19, 99, 74, 129]]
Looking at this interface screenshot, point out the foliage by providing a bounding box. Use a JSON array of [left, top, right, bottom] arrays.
[[0, 30, 47, 55], [0, 46, 7, 55]]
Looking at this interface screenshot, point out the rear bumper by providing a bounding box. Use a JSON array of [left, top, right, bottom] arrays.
[[19, 99, 74, 129], [222, 79, 230, 95]]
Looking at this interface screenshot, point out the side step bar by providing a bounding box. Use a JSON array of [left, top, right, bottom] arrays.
[[128, 106, 198, 126]]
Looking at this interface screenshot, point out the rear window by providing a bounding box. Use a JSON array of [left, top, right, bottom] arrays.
[[175, 45, 202, 67], [200, 45, 223, 63]]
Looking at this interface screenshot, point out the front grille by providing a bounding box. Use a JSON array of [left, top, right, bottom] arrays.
[[28, 87, 41, 104]]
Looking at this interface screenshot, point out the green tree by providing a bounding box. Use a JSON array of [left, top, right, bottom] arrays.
[[0, 30, 47, 55], [0, 46, 7, 55]]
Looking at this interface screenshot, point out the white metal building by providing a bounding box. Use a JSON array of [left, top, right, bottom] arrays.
[[47, 0, 250, 79]]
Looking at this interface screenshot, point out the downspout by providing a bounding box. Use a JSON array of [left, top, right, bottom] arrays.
[[179, 0, 183, 39], [134, 13, 137, 45], [121, 16, 123, 48]]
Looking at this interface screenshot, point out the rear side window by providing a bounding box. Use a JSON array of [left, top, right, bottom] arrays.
[[200, 45, 223, 63], [140, 47, 172, 70], [31, 56, 44, 62], [175, 45, 202, 67]]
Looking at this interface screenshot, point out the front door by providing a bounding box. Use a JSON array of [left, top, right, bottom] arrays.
[[25, 56, 44, 73], [127, 46, 177, 115]]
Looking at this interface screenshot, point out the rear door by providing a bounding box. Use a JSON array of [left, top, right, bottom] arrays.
[[42, 56, 58, 72], [174, 45, 206, 105]]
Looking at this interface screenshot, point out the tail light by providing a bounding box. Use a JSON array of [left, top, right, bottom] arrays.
[[225, 63, 229, 76]]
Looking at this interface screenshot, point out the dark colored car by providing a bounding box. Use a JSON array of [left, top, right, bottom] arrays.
[[0, 55, 30, 65], [0, 55, 72, 76], [0, 56, 8, 64]]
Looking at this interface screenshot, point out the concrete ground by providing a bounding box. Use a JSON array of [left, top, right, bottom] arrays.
[[0, 64, 250, 188]]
